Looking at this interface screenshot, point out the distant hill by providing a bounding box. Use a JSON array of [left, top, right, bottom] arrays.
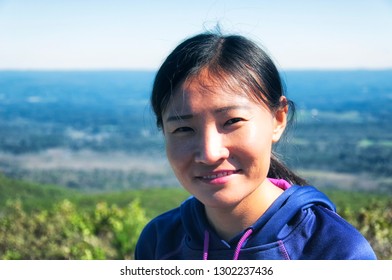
[[0, 70, 391, 192], [0, 173, 79, 211], [1, 70, 391, 124], [284, 70, 392, 120]]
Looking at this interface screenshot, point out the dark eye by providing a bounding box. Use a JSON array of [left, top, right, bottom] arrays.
[[172, 127, 194, 134], [225, 118, 244, 126]]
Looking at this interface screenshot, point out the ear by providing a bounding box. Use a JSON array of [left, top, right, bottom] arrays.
[[272, 96, 288, 143]]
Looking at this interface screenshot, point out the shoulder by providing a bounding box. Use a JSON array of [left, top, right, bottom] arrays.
[[134, 206, 184, 259], [144, 206, 183, 232], [141, 196, 197, 233], [278, 185, 376, 259], [303, 206, 377, 259]]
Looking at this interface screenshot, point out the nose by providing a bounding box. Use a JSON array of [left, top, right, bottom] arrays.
[[194, 127, 229, 165]]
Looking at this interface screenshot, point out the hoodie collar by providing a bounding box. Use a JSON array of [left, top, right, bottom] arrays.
[[180, 180, 336, 259]]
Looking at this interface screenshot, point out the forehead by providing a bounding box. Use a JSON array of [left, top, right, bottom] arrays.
[[183, 69, 248, 97], [166, 73, 252, 113]]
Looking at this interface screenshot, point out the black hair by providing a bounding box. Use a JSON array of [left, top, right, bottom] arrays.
[[151, 32, 307, 186]]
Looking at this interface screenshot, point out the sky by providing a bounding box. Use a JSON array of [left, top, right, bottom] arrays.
[[0, 0, 391, 70]]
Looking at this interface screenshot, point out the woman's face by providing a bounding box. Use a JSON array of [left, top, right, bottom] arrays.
[[162, 71, 287, 209]]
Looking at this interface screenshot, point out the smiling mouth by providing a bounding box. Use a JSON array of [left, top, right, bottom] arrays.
[[197, 170, 240, 180]]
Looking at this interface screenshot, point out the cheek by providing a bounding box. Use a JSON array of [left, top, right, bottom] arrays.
[[234, 125, 273, 172], [237, 121, 274, 151], [165, 139, 191, 171], [165, 141, 195, 188]]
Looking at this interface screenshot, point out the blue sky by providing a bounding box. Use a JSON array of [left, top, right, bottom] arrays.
[[0, 0, 391, 70]]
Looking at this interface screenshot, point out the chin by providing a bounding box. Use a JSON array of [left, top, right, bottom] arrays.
[[197, 192, 245, 209]]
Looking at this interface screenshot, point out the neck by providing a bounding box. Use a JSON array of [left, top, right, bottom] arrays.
[[205, 179, 283, 241]]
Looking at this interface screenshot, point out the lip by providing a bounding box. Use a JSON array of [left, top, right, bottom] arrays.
[[196, 169, 241, 185]]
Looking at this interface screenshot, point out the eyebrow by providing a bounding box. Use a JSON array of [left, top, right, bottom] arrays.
[[165, 105, 251, 123], [165, 114, 194, 122], [214, 105, 250, 113]]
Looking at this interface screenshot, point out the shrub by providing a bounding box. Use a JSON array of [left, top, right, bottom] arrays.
[[0, 199, 148, 259]]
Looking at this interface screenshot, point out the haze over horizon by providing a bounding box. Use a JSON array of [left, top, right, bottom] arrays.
[[0, 0, 391, 70]]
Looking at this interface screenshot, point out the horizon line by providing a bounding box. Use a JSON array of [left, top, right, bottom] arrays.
[[1, 67, 392, 72]]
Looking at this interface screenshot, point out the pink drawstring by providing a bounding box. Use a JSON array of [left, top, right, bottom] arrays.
[[203, 230, 209, 260], [232, 228, 253, 260], [203, 228, 253, 260]]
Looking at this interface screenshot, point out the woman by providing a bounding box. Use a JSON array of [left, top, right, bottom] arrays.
[[135, 32, 376, 260]]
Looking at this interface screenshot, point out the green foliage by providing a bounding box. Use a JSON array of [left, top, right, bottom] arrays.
[[0, 174, 391, 259], [0, 199, 148, 260]]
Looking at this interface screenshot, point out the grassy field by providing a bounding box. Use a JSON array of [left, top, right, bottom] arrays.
[[0, 173, 190, 219], [1, 172, 389, 216]]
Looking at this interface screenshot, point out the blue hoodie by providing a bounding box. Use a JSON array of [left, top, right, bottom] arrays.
[[135, 181, 377, 260]]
